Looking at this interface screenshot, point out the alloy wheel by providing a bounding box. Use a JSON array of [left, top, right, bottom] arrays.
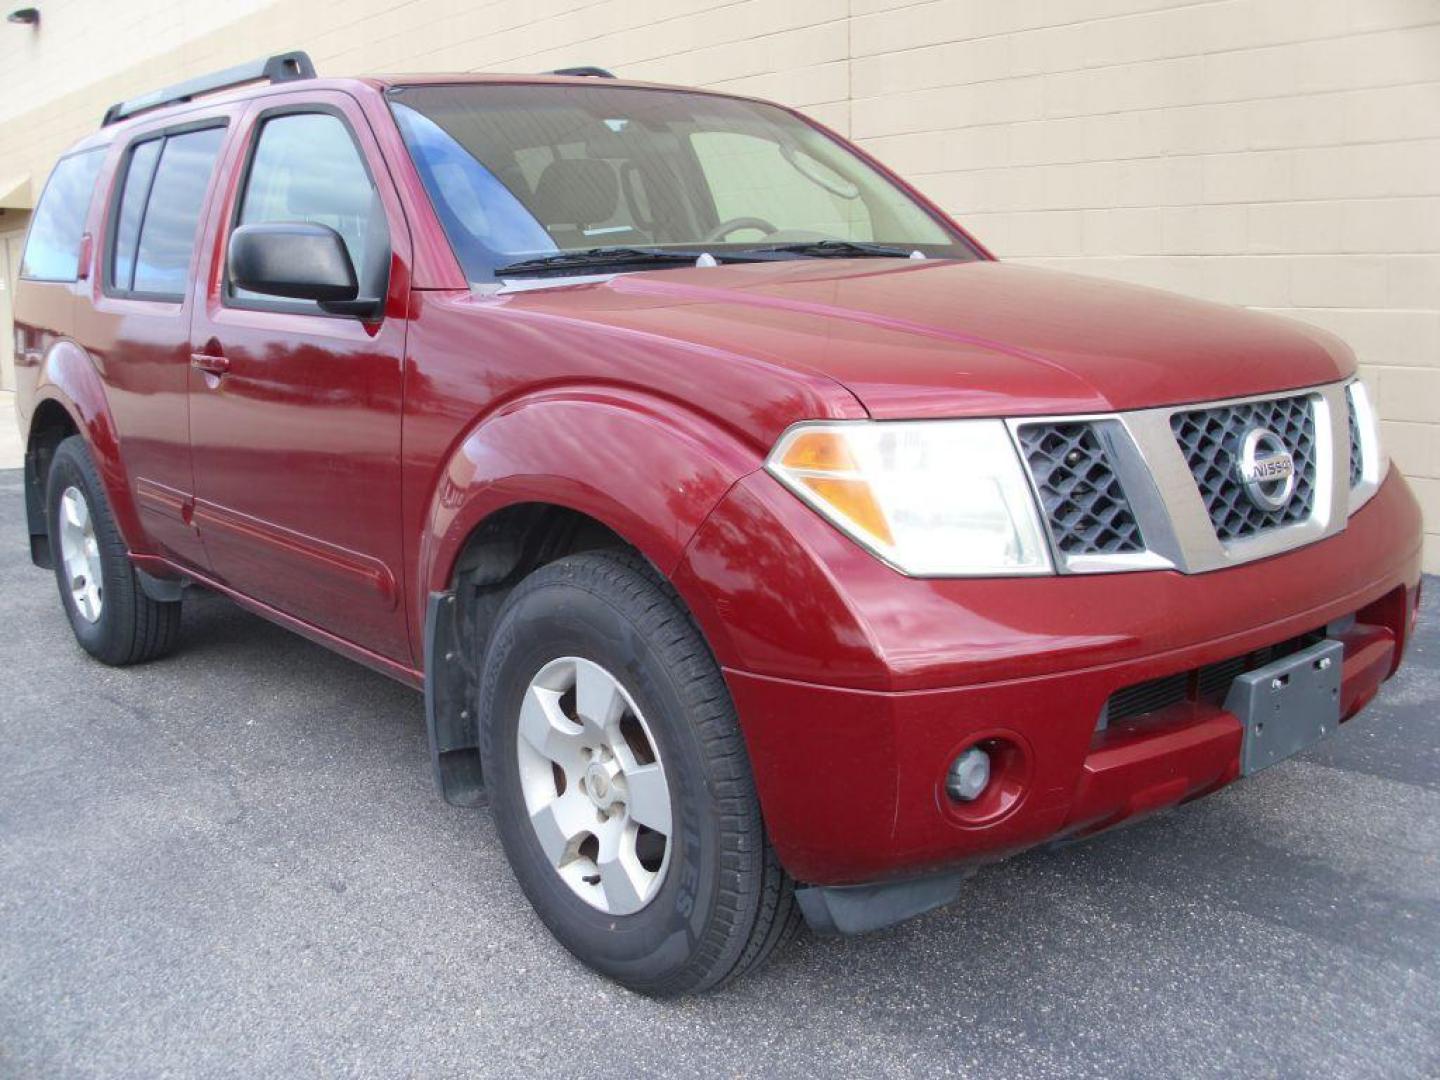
[[58, 486, 103, 624], [515, 656, 672, 914]]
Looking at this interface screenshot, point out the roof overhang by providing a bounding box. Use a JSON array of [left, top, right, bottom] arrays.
[[0, 174, 32, 210]]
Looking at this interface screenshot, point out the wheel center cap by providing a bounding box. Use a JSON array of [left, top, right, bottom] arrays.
[[585, 759, 622, 809]]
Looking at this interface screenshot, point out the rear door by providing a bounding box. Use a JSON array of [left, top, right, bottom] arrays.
[[76, 116, 233, 570], [187, 91, 412, 662]]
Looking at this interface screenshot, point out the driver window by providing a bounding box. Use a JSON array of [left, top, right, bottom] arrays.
[[689, 131, 873, 241], [233, 112, 387, 305]]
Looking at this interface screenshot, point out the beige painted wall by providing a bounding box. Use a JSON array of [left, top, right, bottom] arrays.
[[0, 225, 26, 388], [0, 0, 1435, 568]]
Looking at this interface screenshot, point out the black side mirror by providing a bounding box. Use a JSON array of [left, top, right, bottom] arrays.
[[229, 222, 382, 317]]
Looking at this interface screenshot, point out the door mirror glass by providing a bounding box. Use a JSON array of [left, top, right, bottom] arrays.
[[228, 221, 358, 302]]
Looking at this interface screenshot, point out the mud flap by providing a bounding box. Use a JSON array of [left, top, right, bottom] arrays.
[[424, 589, 486, 807]]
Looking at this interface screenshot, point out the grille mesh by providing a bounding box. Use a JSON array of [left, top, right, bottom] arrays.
[[1106, 673, 1187, 723], [1170, 394, 1316, 542], [1346, 387, 1364, 489], [1103, 630, 1324, 728], [1017, 422, 1145, 556]]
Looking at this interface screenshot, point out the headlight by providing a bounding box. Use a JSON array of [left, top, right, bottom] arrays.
[[765, 420, 1052, 576], [1348, 378, 1388, 496]]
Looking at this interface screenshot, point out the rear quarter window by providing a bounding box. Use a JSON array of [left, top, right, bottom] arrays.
[[20, 148, 106, 282]]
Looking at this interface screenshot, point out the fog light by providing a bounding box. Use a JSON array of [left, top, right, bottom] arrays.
[[946, 747, 991, 802]]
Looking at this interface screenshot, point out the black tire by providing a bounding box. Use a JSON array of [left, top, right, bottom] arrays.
[[478, 550, 800, 996], [45, 436, 181, 665]]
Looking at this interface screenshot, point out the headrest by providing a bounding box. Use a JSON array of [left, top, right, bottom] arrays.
[[530, 158, 618, 227]]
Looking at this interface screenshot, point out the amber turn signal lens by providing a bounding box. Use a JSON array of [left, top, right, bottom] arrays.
[[777, 430, 894, 545], [778, 430, 858, 473], [798, 475, 894, 546]]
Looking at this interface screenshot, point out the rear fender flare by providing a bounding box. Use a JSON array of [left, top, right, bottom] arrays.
[[30, 340, 148, 555]]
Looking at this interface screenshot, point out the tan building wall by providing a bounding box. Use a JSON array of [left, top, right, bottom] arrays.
[[0, 0, 1435, 568]]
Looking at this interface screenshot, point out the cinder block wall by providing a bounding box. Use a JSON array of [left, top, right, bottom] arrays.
[[1, 0, 1435, 567]]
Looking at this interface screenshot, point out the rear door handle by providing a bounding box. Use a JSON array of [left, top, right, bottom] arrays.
[[190, 352, 230, 375]]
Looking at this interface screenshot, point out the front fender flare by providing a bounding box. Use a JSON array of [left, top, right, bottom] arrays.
[[419, 388, 760, 604], [416, 389, 763, 806]]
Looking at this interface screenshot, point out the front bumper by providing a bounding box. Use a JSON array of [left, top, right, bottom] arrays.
[[674, 469, 1423, 887]]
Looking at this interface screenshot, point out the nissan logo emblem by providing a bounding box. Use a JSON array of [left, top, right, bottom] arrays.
[[1236, 427, 1296, 512]]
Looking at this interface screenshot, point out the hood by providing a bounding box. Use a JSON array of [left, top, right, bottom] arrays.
[[494, 259, 1353, 419]]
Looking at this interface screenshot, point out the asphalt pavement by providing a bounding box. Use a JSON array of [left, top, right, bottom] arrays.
[[1, 468, 1436, 1079]]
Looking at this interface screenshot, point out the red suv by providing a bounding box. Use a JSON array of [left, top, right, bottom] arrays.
[[13, 53, 1424, 995]]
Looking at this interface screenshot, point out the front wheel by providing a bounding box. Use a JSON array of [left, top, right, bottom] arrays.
[[478, 551, 799, 995], [45, 436, 182, 665]]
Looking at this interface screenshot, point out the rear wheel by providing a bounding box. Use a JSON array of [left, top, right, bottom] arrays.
[[478, 550, 799, 995], [45, 436, 182, 665]]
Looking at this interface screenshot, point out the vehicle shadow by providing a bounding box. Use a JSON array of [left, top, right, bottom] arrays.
[[7, 521, 1434, 1076]]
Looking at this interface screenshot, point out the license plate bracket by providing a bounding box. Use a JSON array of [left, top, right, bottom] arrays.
[[1224, 639, 1344, 775]]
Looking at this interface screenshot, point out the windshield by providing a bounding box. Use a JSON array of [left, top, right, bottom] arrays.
[[389, 83, 977, 280]]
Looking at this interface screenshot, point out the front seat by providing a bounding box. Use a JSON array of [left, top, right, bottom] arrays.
[[529, 158, 620, 248]]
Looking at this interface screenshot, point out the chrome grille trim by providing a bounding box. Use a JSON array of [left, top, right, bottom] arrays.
[[1346, 387, 1364, 489], [1007, 379, 1355, 576], [1345, 381, 1385, 513]]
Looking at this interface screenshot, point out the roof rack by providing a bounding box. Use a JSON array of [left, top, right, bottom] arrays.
[[101, 50, 316, 127], [548, 66, 616, 79]]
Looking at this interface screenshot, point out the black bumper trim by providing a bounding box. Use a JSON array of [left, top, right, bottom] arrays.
[[795, 869, 974, 935]]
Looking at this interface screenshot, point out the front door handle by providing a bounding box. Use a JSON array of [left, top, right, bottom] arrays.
[[190, 352, 230, 376]]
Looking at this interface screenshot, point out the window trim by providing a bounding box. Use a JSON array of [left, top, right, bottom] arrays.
[[222, 102, 391, 320], [18, 146, 107, 284], [102, 117, 230, 303]]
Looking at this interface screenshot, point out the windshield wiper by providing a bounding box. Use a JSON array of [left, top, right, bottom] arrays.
[[496, 247, 713, 277], [494, 241, 922, 278], [746, 239, 919, 259]]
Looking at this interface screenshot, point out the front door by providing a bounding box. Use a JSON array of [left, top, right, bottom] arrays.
[[188, 92, 411, 663]]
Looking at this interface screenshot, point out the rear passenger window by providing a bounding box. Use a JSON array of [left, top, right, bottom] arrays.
[[109, 125, 227, 299], [21, 149, 105, 281], [233, 112, 386, 306], [110, 139, 161, 290]]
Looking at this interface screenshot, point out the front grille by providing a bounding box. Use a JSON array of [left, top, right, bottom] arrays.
[[1346, 386, 1364, 488], [1101, 630, 1324, 728], [1016, 422, 1145, 557], [1170, 394, 1317, 542], [1106, 673, 1188, 722]]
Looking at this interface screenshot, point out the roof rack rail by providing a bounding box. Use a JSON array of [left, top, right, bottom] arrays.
[[101, 50, 316, 127], [548, 66, 616, 79]]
